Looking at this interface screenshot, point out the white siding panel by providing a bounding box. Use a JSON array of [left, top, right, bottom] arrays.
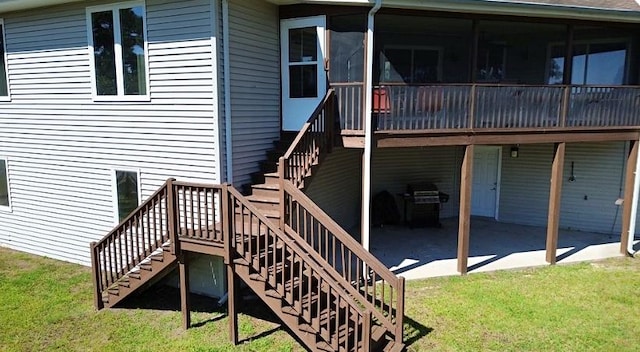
[[499, 142, 627, 235], [372, 147, 462, 220], [228, 0, 280, 187], [306, 148, 362, 230], [0, 0, 220, 266]]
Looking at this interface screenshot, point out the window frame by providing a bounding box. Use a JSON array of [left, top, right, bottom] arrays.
[[0, 18, 10, 102], [381, 45, 443, 84], [546, 38, 631, 85], [0, 156, 12, 212], [86, 1, 150, 102], [111, 168, 142, 224]]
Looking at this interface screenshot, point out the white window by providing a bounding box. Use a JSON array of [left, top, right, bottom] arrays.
[[0, 156, 11, 211], [0, 19, 10, 100], [87, 2, 149, 100], [112, 169, 141, 223]]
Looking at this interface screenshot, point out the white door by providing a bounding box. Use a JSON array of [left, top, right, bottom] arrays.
[[471, 146, 501, 218], [280, 16, 326, 131]]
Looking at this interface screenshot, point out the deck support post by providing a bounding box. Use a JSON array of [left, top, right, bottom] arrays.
[[179, 253, 191, 329], [457, 144, 474, 274], [227, 264, 239, 345], [621, 140, 638, 254], [546, 142, 566, 264]]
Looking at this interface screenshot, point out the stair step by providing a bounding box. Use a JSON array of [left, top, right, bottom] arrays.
[[245, 194, 280, 211], [250, 183, 280, 198], [128, 271, 141, 280]]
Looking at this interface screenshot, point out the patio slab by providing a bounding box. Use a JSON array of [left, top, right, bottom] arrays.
[[369, 217, 638, 280]]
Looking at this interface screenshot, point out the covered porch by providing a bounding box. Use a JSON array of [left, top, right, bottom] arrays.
[[369, 217, 638, 280]]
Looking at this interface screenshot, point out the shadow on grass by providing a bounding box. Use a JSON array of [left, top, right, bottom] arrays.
[[117, 283, 433, 348], [403, 314, 433, 347], [117, 284, 288, 342]]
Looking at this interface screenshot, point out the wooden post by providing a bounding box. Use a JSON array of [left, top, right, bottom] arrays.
[[363, 310, 372, 351], [621, 140, 638, 254], [222, 183, 232, 263], [395, 276, 405, 345], [458, 145, 474, 274], [90, 242, 104, 310], [227, 264, 239, 345], [179, 253, 191, 329], [546, 142, 566, 264], [166, 178, 178, 255], [278, 158, 286, 231]]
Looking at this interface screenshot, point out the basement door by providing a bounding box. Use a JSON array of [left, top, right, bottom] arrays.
[[471, 146, 501, 218], [280, 16, 326, 131]]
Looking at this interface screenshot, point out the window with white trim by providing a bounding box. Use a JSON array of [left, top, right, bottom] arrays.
[[0, 19, 9, 98], [87, 2, 148, 99], [113, 169, 140, 222], [0, 157, 11, 210]]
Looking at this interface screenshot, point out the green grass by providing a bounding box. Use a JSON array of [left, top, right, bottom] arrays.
[[1, 247, 639, 351]]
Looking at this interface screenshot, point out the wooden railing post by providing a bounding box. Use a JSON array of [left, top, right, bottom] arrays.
[[221, 183, 232, 264], [166, 178, 178, 255], [468, 84, 477, 129], [363, 310, 372, 352], [90, 241, 104, 310], [278, 157, 286, 231], [327, 90, 335, 153], [394, 276, 405, 345], [560, 85, 570, 127]]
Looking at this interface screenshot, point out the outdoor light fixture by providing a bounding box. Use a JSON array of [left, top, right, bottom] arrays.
[[568, 161, 576, 182], [510, 146, 519, 158]]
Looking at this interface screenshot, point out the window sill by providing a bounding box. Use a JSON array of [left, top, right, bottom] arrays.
[[0, 96, 11, 102], [0, 205, 12, 213], [92, 95, 151, 103]]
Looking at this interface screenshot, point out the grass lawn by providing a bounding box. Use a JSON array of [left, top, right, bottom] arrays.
[[1, 246, 639, 351]]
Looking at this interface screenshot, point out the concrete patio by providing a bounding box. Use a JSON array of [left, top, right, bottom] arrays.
[[369, 217, 639, 280]]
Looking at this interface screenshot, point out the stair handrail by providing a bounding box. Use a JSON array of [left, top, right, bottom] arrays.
[[280, 89, 335, 189], [90, 179, 173, 309], [282, 181, 405, 345], [226, 185, 373, 351]]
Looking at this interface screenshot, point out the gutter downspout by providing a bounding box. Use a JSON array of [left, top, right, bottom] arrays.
[[361, 0, 382, 252], [222, 0, 233, 183], [627, 139, 640, 255]]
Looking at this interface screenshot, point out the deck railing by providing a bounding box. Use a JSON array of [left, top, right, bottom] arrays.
[[279, 89, 336, 189], [282, 181, 405, 345], [334, 82, 364, 131], [227, 186, 373, 351], [90, 180, 171, 308], [340, 83, 640, 132]]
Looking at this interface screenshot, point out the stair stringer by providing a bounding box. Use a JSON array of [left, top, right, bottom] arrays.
[[102, 243, 178, 308]]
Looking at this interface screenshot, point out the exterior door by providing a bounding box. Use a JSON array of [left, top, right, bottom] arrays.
[[471, 146, 501, 218], [280, 16, 326, 131]]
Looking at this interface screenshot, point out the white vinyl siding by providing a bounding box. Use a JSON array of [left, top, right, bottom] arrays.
[[228, 0, 280, 187], [0, 0, 220, 265], [499, 141, 628, 235], [306, 148, 363, 230]]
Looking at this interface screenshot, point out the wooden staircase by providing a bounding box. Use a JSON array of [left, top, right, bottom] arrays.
[[90, 89, 405, 351]]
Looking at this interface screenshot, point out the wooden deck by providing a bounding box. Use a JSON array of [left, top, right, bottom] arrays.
[[334, 83, 640, 147]]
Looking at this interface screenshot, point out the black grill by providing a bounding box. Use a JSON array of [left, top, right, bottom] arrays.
[[405, 183, 449, 228]]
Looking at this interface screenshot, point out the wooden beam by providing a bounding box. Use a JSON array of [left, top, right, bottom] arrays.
[[376, 131, 640, 148], [546, 142, 566, 264], [458, 145, 474, 274], [621, 140, 638, 254], [227, 264, 239, 345], [179, 253, 191, 329]]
